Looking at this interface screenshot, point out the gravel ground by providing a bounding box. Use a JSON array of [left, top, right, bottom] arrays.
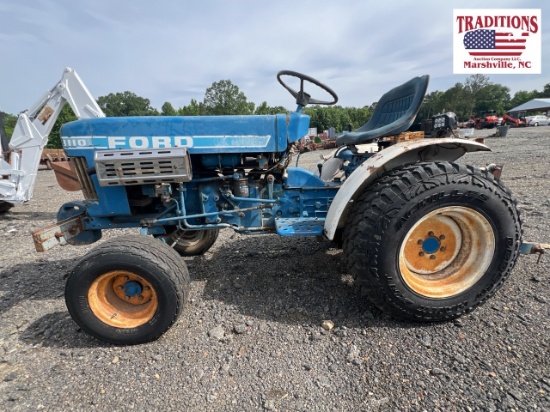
[[0, 127, 549, 411]]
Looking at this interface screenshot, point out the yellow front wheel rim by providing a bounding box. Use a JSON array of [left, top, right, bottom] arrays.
[[88, 270, 158, 328]]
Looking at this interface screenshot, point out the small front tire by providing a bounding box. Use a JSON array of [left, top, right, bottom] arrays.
[[65, 235, 190, 344]]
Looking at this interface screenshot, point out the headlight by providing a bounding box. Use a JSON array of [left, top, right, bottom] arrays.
[[432, 112, 457, 130]]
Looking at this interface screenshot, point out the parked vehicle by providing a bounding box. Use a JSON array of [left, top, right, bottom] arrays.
[[471, 110, 499, 129], [526, 115, 550, 126], [5, 68, 548, 345], [501, 114, 525, 127]]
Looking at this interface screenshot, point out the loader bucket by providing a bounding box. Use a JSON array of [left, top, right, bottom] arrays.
[[51, 160, 81, 191]]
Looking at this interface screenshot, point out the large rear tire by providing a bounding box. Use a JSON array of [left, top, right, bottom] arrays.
[[65, 235, 190, 344], [343, 161, 522, 322]]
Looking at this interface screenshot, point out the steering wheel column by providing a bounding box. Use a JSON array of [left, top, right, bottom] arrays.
[[277, 70, 338, 108]]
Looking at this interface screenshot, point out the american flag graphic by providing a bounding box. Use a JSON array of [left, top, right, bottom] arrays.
[[463, 29, 528, 56]]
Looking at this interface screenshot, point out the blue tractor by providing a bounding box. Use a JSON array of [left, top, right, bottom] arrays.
[[32, 70, 523, 344]]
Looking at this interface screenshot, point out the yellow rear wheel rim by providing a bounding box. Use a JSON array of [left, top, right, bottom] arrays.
[[399, 206, 495, 298]]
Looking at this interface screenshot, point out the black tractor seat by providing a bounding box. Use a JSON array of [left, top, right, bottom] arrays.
[[336, 75, 429, 146]]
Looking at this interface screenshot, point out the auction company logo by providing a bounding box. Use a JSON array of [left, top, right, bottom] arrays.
[[453, 9, 541, 74]]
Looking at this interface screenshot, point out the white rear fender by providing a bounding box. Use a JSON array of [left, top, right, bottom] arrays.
[[324, 138, 491, 240]]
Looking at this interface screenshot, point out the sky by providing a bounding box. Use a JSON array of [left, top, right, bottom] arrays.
[[0, 0, 548, 115]]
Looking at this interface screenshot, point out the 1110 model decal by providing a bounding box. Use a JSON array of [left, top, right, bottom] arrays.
[[62, 135, 195, 149]]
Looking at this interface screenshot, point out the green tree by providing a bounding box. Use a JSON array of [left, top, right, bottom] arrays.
[[161, 102, 177, 116], [474, 84, 510, 115], [0, 112, 17, 139], [202, 80, 254, 115], [97, 91, 159, 117], [465, 74, 491, 97], [537, 83, 550, 97], [509, 90, 538, 109], [416, 91, 443, 123], [416, 76, 513, 122], [305, 106, 338, 131], [439, 83, 475, 120], [254, 102, 287, 115], [303, 106, 372, 133], [464, 75, 511, 116], [178, 99, 204, 116], [346, 106, 372, 130]]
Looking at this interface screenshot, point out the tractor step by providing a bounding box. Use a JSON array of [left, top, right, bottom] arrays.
[[275, 217, 324, 236]]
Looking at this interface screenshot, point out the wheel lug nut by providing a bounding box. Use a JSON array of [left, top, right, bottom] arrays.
[[417, 239, 423, 245], [429, 255, 436, 260], [125, 296, 130, 300], [440, 246, 446, 252], [144, 286, 150, 291], [439, 234, 445, 240], [117, 285, 124, 290], [428, 231, 434, 237], [138, 295, 144, 301], [124, 276, 130, 281], [419, 252, 425, 257]]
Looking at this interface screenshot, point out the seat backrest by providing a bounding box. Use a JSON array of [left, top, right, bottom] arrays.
[[336, 75, 429, 146]]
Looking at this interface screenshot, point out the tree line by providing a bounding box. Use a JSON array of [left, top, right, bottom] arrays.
[[1, 75, 548, 148], [417, 74, 550, 123]]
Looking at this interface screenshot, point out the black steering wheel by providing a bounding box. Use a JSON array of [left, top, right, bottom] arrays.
[[277, 70, 338, 107]]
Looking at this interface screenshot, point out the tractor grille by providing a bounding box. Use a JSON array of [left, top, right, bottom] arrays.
[[72, 157, 98, 200], [94, 147, 192, 187]]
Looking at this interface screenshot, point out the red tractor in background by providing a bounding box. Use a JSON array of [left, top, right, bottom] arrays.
[[501, 114, 526, 127], [469, 110, 499, 129]]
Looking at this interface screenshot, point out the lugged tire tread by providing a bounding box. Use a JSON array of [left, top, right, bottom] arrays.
[[342, 161, 522, 321]]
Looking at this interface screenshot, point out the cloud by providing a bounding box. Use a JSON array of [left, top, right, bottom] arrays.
[[0, 0, 547, 115]]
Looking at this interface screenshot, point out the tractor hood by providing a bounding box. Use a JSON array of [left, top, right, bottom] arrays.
[[60, 113, 310, 155]]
